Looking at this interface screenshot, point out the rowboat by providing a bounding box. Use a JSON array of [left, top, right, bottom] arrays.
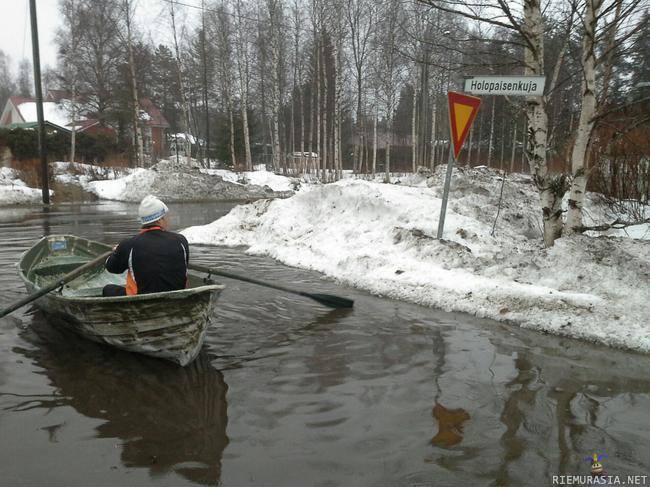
[[18, 235, 224, 366]]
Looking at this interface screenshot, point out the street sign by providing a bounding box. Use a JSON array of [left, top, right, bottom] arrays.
[[437, 91, 482, 239], [448, 91, 481, 159], [463, 75, 546, 96]]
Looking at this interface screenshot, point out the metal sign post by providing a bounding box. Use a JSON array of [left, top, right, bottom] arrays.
[[436, 148, 456, 239]]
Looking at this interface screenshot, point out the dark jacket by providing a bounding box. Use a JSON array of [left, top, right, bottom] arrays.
[[105, 227, 189, 295]]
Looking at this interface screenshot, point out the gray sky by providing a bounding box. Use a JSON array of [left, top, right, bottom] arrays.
[[0, 0, 62, 71], [0, 0, 198, 75]]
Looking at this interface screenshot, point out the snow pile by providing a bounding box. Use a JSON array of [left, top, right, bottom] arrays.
[[87, 168, 157, 201], [51, 161, 132, 190], [87, 161, 294, 202], [201, 167, 301, 192], [183, 168, 650, 353], [0, 167, 48, 205]]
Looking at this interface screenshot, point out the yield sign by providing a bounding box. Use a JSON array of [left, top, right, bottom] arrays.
[[448, 91, 481, 159]]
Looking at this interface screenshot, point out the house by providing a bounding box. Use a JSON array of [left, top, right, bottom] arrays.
[[0, 91, 170, 160], [0, 96, 73, 132], [139, 98, 170, 159]]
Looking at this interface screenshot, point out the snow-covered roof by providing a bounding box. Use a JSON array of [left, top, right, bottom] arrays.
[[17, 101, 71, 128]]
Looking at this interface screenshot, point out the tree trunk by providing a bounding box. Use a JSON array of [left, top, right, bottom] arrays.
[[125, 0, 143, 167], [510, 120, 517, 173], [321, 37, 328, 182], [372, 98, 377, 176], [565, 0, 601, 234], [429, 87, 437, 169], [170, 2, 191, 166], [499, 117, 506, 170], [476, 108, 484, 165], [228, 98, 236, 168], [235, 0, 252, 171], [467, 124, 474, 167], [411, 75, 418, 172], [523, 0, 565, 247], [70, 82, 77, 163], [487, 97, 496, 167], [299, 84, 305, 174], [334, 36, 343, 181], [315, 37, 322, 179]]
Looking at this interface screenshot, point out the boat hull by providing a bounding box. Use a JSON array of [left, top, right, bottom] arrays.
[[19, 235, 224, 366]]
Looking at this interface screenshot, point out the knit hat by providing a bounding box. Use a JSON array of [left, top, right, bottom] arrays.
[[138, 195, 168, 225]]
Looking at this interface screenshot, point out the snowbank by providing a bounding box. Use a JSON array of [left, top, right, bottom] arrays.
[[183, 168, 650, 353], [0, 167, 48, 205], [88, 160, 294, 202], [51, 161, 132, 191], [201, 167, 300, 193]]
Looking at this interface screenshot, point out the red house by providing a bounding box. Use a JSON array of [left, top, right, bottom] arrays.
[[0, 91, 170, 160]]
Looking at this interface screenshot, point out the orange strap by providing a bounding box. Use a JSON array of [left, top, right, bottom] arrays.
[[139, 226, 162, 234]]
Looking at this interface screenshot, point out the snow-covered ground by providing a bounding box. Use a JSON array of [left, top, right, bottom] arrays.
[[0, 167, 49, 205], [183, 166, 650, 353]]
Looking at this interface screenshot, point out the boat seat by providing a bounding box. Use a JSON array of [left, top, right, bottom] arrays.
[[31, 256, 94, 276], [62, 287, 105, 297]]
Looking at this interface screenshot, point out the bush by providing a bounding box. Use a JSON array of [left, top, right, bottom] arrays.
[[5, 129, 39, 159], [0, 128, 120, 163], [76, 132, 120, 163]]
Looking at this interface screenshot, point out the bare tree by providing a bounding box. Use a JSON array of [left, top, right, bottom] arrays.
[[209, 1, 236, 167], [346, 0, 374, 173], [58, 0, 85, 163], [169, 0, 192, 165]]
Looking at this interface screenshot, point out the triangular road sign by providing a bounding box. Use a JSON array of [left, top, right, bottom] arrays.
[[448, 91, 481, 159]]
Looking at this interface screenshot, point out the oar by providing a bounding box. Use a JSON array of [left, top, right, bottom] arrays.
[[0, 251, 112, 318], [188, 263, 354, 309]]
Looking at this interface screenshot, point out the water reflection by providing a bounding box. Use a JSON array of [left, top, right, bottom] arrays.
[[13, 321, 229, 485], [486, 329, 650, 483], [431, 403, 470, 448]]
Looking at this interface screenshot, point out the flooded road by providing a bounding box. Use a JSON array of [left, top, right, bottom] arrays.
[[1, 201, 649, 486]]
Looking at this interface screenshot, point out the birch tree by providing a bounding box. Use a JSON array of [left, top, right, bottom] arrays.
[[346, 0, 374, 173], [265, 0, 284, 173], [565, 0, 645, 233], [376, 0, 404, 183], [123, 0, 144, 166], [234, 0, 253, 170]]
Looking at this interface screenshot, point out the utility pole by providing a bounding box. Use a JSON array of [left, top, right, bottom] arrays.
[[202, 0, 210, 168], [29, 0, 50, 204]]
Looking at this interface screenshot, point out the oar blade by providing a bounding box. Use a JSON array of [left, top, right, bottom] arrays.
[[303, 293, 354, 309]]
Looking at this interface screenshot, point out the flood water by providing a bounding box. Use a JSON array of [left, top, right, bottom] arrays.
[[0, 201, 649, 486]]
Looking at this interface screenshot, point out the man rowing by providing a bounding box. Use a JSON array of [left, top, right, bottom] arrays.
[[102, 195, 190, 297]]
